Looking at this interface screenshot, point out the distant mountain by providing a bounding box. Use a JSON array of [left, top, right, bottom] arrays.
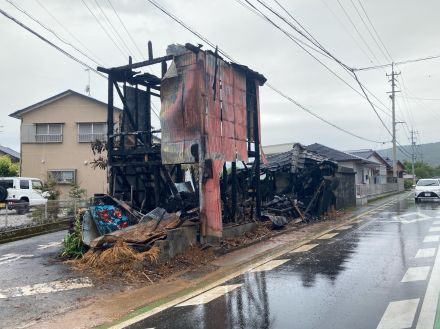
[[377, 141, 440, 167]]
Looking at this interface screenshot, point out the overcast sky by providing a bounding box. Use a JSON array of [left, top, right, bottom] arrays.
[[0, 0, 439, 155]]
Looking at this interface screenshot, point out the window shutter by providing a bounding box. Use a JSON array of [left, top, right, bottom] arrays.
[[21, 124, 36, 143]]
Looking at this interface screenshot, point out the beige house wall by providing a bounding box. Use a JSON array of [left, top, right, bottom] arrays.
[[20, 93, 118, 198]]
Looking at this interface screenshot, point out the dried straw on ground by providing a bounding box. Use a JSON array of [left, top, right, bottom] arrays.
[[71, 240, 159, 279]]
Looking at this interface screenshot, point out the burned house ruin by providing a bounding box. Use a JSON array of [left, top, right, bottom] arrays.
[[97, 42, 351, 243], [98, 42, 266, 242]]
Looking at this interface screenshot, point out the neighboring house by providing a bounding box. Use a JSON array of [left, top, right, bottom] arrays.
[[347, 149, 390, 184], [0, 145, 20, 162], [306, 143, 378, 185], [383, 157, 405, 178], [263, 143, 294, 155], [9, 90, 120, 197]]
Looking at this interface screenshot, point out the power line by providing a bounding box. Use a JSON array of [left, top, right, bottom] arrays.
[[145, 0, 388, 144], [0, 7, 106, 78], [0, 7, 160, 121], [320, 0, 375, 65], [92, 0, 137, 60], [349, 0, 390, 63], [398, 95, 440, 101], [80, 0, 127, 60], [35, 0, 107, 66], [356, 0, 393, 61], [354, 53, 440, 71], [5, 0, 102, 67], [106, 0, 145, 60], [240, 0, 392, 136], [335, 0, 383, 66]]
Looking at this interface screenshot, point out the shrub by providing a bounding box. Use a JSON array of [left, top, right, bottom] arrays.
[[61, 215, 87, 259]]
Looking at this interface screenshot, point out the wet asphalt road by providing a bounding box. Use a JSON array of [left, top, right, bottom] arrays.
[[0, 230, 100, 329], [128, 195, 440, 329]]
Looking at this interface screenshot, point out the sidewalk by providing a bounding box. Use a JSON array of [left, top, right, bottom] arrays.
[[29, 191, 410, 329]]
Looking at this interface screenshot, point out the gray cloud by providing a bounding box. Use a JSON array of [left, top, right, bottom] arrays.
[[0, 0, 439, 153]]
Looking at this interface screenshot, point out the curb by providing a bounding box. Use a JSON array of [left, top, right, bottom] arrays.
[[100, 192, 409, 329], [0, 220, 70, 244]]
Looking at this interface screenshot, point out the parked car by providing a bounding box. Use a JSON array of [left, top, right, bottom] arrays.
[[0, 177, 48, 213], [414, 178, 440, 203]]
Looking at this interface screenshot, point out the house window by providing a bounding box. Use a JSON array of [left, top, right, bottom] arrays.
[[35, 123, 63, 143], [48, 170, 76, 184], [78, 123, 107, 143]]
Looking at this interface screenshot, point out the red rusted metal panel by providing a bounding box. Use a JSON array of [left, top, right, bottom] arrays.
[[200, 159, 224, 238], [160, 47, 264, 238]]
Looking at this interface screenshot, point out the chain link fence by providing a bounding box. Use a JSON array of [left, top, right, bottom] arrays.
[[0, 199, 91, 231]]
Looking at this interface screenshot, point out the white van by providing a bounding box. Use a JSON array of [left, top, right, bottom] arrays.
[[0, 177, 48, 213]]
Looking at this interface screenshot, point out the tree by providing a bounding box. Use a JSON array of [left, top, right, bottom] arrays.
[[403, 160, 440, 179], [0, 155, 18, 176]]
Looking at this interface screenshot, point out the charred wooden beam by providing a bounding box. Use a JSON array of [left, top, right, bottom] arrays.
[[99, 55, 174, 72]]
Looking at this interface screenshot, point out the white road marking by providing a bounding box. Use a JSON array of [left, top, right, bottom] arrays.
[[335, 225, 352, 230], [250, 259, 290, 272], [291, 244, 319, 253], [0, 278, 93, 299], [416, 229, 440, 329], [423, 235, 440, 243], [401, 266, 431, 282], [176, 284, 242, 307], [433, 220, 440, 225], [317, 232, 339, 239], [392, 212, 432, 224], [377, 298, 419, 329], [37, 241, 62, 250], [0, 253, 34, 265], [429, 227, 440, 232], [415, 248, 436, 258]]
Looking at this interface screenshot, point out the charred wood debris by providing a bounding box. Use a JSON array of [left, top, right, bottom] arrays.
[[80, 42, 340, 255]]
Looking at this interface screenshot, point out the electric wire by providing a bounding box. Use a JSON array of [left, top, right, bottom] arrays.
[[145, 0, 388, 144], [92, 0, 137, 60], [335, 0, 383, 66], [320, 0, 375, 65], [80, 0, 127, 60], [354, 53, 440, 71], [35, 0, 108, 66], [5, 0, 102, 67], [349, 0, 390, 63], [356, 0, 393, 61], [241, 0, 393, 136], [0, 7, 160, 120], [106, 0, 145, 60], [0, 7, 107, 79]]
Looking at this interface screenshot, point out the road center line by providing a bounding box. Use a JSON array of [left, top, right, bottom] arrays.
[[401, 266, 431, 282], [416, 239, 440, 328], [317, 232, 339, 239], [250, 259, 290, 272], [176, 284, 242, 307], [335, 225, 352, 230], [423, 235, 440, 243], [377, 298, 419, 329], [415, 248, 437, 258], [291, 244, 319, 253]]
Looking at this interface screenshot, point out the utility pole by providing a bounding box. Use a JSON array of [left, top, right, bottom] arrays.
[[410, 130, 417, 185], [387, 63, 401, 177]]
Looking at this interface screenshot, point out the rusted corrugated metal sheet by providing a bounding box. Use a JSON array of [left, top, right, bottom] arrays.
[[160, 52, 203, 164], [161, 50, 250, 164]]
